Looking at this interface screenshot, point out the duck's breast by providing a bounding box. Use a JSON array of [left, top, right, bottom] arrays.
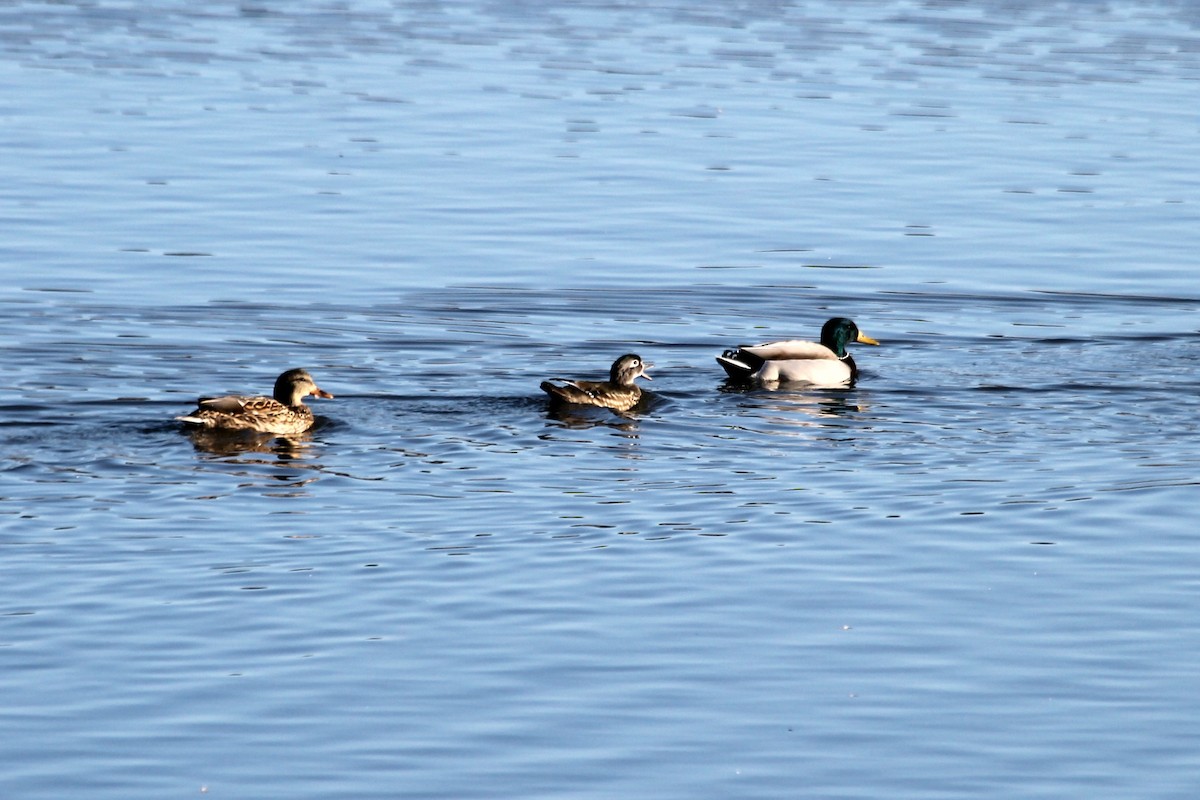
[[764, 358, 851, 387]]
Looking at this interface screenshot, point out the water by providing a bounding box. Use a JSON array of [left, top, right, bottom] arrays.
[[3, 1, 1200, 798]]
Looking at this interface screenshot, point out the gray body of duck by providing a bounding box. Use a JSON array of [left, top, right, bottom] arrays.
[[716, 317, 879, 387]]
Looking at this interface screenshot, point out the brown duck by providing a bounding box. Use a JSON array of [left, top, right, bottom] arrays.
[[176, 368, 333, 435], [540, 354, 652, 412]]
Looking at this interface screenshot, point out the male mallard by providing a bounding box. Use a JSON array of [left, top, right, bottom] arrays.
[[176, 368, 334, 435], [540, 354, 652, 412], [716, 317, 879, 387]]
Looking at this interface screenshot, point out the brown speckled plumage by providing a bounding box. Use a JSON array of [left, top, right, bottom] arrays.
[[540, 354, 652, 412], [177, 368, 333, 435]]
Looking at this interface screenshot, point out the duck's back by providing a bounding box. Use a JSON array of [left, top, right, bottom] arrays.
[[738, 340, 838, 361]]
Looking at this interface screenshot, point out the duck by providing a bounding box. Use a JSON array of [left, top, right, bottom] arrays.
[[176, 368, 333, 435], [540, 354, 652, 412], [716, 317, 879, 387]]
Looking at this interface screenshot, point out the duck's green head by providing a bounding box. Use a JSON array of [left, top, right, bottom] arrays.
[[820, 317, 880, 358]]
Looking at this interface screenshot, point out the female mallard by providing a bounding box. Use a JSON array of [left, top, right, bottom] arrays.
[[540, 354, 652, 412], [176, 368, 334, 435], [716, 317, 879, 387]]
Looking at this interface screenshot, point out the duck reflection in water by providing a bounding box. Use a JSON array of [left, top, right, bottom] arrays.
[[719, 381, 867, 423], [183, 427, 328, 494], [183, 426, 321, 460], [542, 402, 643, 433]]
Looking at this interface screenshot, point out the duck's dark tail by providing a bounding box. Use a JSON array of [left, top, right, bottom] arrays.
[[540, 379, 590, 406], [715, 349, 762, 381]]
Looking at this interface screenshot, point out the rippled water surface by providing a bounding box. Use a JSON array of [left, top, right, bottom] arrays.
[[4, 1, 1200, 798]]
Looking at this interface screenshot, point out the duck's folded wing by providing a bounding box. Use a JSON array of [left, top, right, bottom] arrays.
[[540, 379, 597, 404], [738, 340, 838, 361], [197, 394, 252, 413]]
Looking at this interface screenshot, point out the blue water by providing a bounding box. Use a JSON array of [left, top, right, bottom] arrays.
[[3, 1, 1200, 798]]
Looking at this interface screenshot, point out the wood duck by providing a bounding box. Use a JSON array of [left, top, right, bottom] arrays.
[[540, 354, 652, 412]]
